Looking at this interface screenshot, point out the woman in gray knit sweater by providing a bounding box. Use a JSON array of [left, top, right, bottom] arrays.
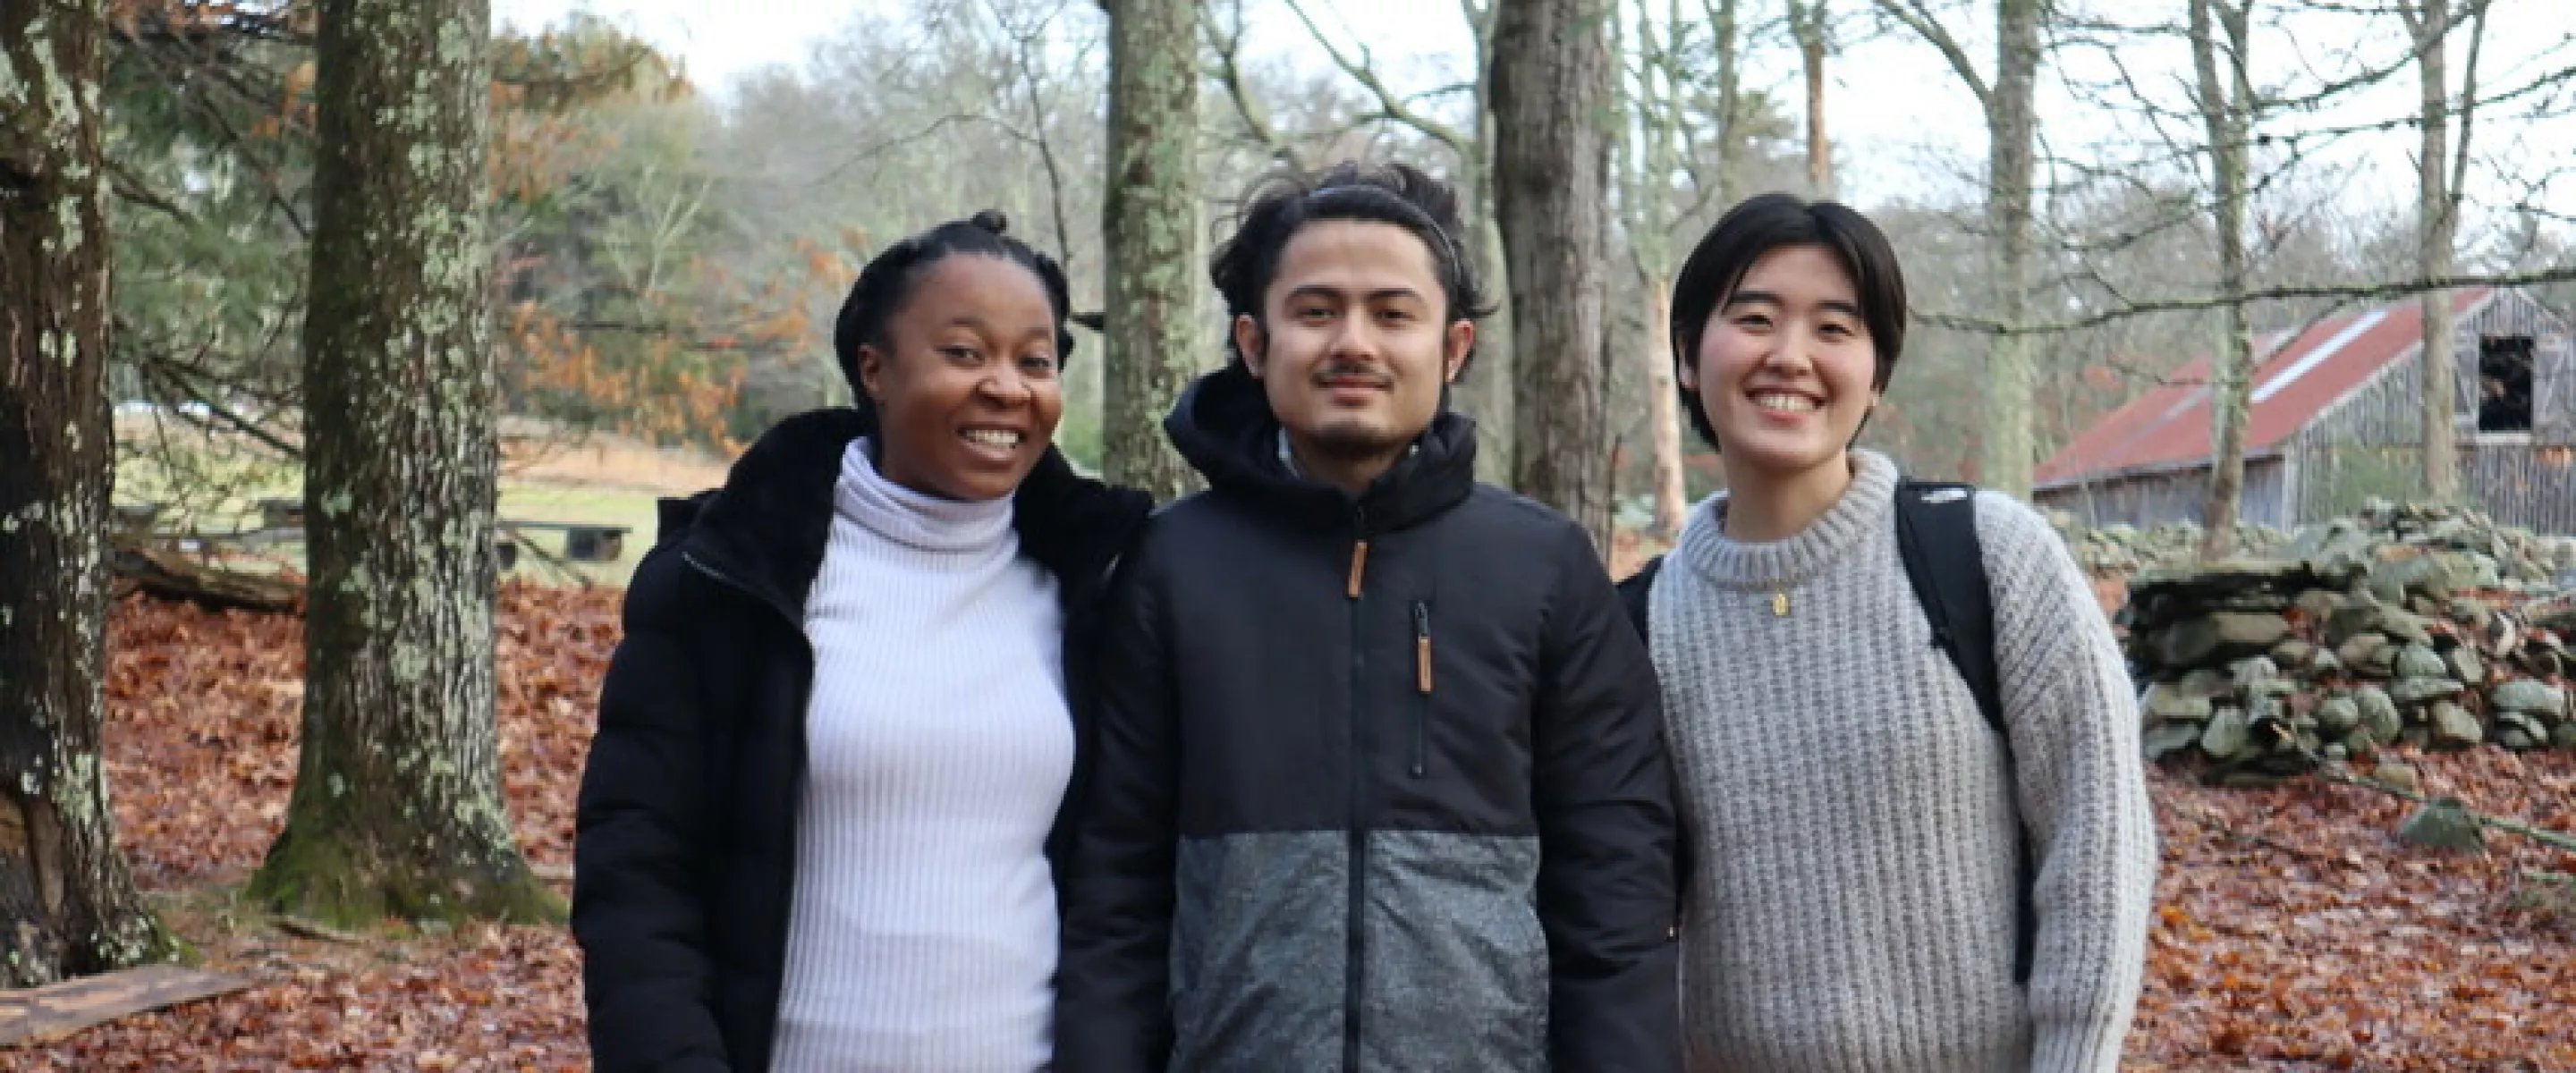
[[1626, 193, 2158, 1072]]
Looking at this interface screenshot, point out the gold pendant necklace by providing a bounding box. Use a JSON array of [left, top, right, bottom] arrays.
[[1771, 591, 1791, 617]]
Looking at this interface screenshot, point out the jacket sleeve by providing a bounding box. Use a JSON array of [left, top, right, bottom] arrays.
[[1611, 555, 1695, 918], [1055, 561, 1180, 1072], [1533, 527, 1684, 1070], [1977, 494, 2157, 1073], [573, 578, 731, 1073]]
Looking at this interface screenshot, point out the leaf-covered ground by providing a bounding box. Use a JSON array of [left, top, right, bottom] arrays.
[[6, 586, 2570, 1069]]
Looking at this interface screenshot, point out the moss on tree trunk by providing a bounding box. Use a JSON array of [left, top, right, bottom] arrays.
[[248, 775, 560, 925], [244, 0, 558, 927], [1100, 0, 1204, 503]]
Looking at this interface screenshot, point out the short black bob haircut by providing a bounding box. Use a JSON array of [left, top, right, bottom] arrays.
[[1668, 192, 1909, 449], [830, 210, 1074, 424], [1208, 160, 1496, 373]]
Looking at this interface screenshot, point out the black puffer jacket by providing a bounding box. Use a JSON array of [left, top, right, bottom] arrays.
[[572, 408, 1153, 1072], [1057, 366, 1682, 1072]]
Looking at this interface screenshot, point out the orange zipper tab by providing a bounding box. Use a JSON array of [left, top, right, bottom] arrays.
[[1346, 540, 1369, 598], [1413, 600, 1433, 694]]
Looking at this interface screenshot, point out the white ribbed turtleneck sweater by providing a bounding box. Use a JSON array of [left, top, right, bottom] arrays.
[[768, 439, 1068, 1073]]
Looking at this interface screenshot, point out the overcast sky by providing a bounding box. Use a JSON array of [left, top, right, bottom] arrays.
[[487, 0, 1999, 202], [487, 0, 2574, 221]]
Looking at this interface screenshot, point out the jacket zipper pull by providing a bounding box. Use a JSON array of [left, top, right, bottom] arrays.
[[1346, 506, 1369, 599], [1412, 601, 1433, 695], [1411, 599, 1432, 777]]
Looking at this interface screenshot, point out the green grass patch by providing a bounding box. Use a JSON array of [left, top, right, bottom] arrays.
[[497, 481, 666, 587], [116, 445, 670, 589]]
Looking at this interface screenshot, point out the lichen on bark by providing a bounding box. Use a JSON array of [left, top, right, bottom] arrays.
[[0, 0, 182, 982], [1099, 0, 1204, 503], [244, 0, 558, 928]]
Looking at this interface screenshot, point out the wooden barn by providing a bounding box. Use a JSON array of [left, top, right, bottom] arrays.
[[2033, 287, 2576, 534]]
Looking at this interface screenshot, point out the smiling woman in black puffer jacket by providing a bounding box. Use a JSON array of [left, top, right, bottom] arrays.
[[572, 212, 1151, 1073]]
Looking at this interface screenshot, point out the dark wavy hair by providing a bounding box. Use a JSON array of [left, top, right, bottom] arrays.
[[1669, 193, 1909, 449], [830, 210, 1074, 422], [1208, 160, 1496, 373]]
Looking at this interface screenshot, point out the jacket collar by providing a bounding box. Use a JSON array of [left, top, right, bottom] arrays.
[[658, 407, 1152, 618], [1163, 363, 1478, 533]]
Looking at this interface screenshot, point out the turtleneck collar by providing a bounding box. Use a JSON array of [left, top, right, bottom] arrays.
[[1674, 449, 1901, 591], [835, 437, 1015, 557]]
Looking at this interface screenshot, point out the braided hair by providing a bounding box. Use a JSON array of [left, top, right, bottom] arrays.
[[1208, 160, 1496, 374], [830, 210, 1075, 421]]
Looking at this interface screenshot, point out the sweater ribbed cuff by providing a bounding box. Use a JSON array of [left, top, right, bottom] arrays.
[[2030, 1016, 2125, 1073]]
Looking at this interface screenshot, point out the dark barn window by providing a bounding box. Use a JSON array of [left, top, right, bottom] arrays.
[[2479, 335, 2534, 433]]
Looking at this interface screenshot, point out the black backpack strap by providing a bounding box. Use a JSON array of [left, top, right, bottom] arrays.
[[1892, 481, 2003, 728], [1617, 554, 1665, 640], [1892, 478, 2036, 984], [1611, 554, 1690, 927]]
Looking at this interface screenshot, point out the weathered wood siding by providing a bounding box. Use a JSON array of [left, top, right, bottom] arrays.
[[2292, 291, 2566, 447], [2292, 438, 2576, 534], [2533, 322, 2573, 444], [2038, 290, 2575, 533], [2289, 291, 2576, 534], [2035, 457, 2289, 529]]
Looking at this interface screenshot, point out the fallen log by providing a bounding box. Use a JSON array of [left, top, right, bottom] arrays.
[[2318, 763, 2576, 854], [0, 965, 252, 1045], [110, 539, 301, 614]]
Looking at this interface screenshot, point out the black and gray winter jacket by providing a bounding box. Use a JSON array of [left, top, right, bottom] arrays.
[[1056, 365, 1682, 1072]]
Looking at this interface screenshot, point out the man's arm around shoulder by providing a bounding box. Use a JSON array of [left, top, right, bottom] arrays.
[[1530, 524, 1683, 1070], [1055, 554, 1183, 1072]]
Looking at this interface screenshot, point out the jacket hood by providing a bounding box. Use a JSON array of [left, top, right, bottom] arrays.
[[657, 407, 1151, 616], [1162, 362, 1479, 533]]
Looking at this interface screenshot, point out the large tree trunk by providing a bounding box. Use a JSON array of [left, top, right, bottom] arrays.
[[1642, 0, 1690, 538], [1788, 0, 1832, 197], [1710, 0, 1743, 202], [2193, 0, 2255, 562], [1982, 0, 2041, 495], [1463, 2, 1517, 486], [246, 0, 555, 926], [0, 0, 179, 984], [1494, 0, 1617, 555], [1100, 0, 1202, 503], [1465, 164, 1518, 486], [2411, 0, 2461, 503], [1645, 279, 1689, 537], [1615, 0, 1690, 538]]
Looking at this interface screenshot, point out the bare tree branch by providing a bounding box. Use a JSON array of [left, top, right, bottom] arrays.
[[2448, 0, 2488, 206], [801, 113, 988, 187], [1871, 0, 1991, 109], [1919, 265, 2576, 336], [1205, 0, 1301, 168], [984, 0, 1083, 264], [1281, 0, 1472, 154]]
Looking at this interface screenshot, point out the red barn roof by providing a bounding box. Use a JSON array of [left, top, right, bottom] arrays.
[[2034, 289, 2492, 487]]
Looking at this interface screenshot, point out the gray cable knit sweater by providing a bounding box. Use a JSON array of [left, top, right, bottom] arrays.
[[1648, 450, 2157, 1073]]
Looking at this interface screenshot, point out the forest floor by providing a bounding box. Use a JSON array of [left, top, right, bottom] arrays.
[[19, 431, 2576, 1069], [0, 583, 2560, 1070]]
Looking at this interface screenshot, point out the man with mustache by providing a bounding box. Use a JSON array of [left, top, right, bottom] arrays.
[[1056, 161, 1682, 1072]]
